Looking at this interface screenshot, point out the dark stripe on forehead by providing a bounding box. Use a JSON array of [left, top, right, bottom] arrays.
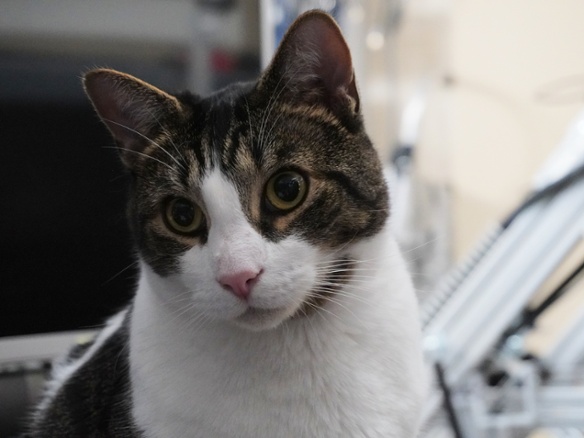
[[190, 137, 208, 172], [224, 125, 244, 170], [205, 100, 237, 171]]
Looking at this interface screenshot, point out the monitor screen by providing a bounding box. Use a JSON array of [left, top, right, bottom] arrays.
[[0, 54, 188, 338], [0, 102, 136, 337]]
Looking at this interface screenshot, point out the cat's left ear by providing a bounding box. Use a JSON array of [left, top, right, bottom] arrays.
[[83, 69, 184, 169], [259, 10, 359, 119]]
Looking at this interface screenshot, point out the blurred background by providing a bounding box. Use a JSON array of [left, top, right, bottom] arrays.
[[2, 1, 584, 436]]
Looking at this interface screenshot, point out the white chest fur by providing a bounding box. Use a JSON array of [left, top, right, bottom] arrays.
[[129, 232, 425, 438]]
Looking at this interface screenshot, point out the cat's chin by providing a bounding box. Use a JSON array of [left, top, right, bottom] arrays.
[[231, 305, 294, 331]]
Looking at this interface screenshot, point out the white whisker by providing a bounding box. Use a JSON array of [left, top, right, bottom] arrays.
[[102, 260, 140, 286], [103, 146, 175, 171], [103, 118, 186, 172]]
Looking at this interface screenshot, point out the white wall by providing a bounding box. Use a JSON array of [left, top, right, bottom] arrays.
[[401, 0, 584, 258]]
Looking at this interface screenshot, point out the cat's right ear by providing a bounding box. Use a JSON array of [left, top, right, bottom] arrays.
[[83, 69, 183, 169]]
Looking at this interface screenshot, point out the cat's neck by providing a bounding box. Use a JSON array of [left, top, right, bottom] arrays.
[[128, 228, 425, 438]]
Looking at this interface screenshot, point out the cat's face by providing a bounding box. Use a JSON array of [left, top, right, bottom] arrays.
[[84, 11, 389, 331]]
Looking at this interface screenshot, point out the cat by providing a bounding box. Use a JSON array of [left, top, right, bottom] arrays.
[[23, 10, 425, 438]]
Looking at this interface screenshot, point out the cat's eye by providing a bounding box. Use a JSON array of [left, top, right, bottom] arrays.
[[265, 171, 307, 212], [165, 198, 203, 234]]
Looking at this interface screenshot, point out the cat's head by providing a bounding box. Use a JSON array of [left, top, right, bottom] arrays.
[[84, 11, 389, 331]]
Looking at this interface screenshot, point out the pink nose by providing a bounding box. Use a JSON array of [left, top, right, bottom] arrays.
[[218, 269, 262, 299]]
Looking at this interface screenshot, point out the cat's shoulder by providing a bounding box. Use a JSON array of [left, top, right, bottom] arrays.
[[24, 308, 142, 437]]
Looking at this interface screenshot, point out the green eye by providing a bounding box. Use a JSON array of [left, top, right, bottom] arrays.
[[265, 171, 307, 211], [165, 198, 203, 234]]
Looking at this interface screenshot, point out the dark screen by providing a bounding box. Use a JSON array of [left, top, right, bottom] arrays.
[[0, 103, 136, 337]]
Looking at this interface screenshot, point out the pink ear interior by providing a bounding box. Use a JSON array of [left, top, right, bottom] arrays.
[[84, 71, 142, 152], [83, 69, 179, 167]]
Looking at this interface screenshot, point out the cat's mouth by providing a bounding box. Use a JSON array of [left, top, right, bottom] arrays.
[[234, 306, 292, 331]]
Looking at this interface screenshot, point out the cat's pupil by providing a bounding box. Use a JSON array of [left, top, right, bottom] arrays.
[[275, 174, 301, 202], [172, 200, 195, 226]]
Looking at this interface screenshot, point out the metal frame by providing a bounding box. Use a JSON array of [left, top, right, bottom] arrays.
[[421, 110, 584, 436]]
